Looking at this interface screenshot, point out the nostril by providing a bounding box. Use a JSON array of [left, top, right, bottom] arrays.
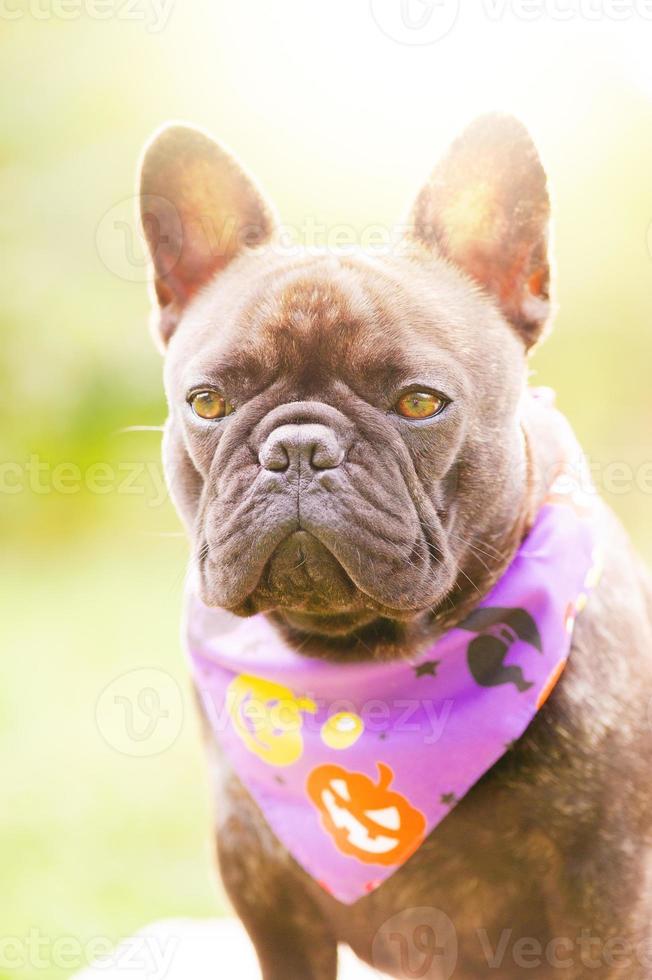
[[311, 441, 345, 470], [259, 441, 290, 472]]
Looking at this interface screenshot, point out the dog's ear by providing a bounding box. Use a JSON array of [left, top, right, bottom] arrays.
[[139, 124, 276, 346], [407, 114, 551, 349]]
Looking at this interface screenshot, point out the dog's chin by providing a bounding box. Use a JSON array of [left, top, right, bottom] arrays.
[[244, 530, 371, 625], [274, 606, 382, 637]]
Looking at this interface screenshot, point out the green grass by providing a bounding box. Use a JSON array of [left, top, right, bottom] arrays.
[[1, 531, 226, 980]]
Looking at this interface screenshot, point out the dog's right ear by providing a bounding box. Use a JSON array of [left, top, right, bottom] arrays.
[[139, 124, 276, 347], [406, 114, 551, 350]]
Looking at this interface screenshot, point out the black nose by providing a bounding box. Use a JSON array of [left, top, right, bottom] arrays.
[[259, 424, 345, 473]]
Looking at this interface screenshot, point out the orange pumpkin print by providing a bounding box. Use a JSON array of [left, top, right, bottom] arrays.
[[306, 762, 427, 866]]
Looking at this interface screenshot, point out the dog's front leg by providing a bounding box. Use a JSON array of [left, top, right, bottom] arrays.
[[215, 770, 338, 980], [217, 831, 338, 979], [229, 891, 338, 980]]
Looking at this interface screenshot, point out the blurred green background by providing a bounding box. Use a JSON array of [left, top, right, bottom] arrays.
[[1, 2, 651, 977]]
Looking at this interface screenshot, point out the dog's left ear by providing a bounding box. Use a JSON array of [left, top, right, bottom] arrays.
[[407, 114, 551, 349], [139, 123, 276, 347]]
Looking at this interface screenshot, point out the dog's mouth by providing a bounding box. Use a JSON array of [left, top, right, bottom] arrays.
[[199, 526, 453, 649], [198, 497, 459, 634], [242, 530, 381, 634]]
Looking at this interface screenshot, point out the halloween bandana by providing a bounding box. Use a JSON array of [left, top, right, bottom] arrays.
[[185, 393, 602, 904]]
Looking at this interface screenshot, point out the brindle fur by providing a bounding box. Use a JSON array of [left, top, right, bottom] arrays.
[[140, 115, 652, 978]]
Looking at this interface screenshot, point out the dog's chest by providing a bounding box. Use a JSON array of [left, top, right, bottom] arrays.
[[218, 738, 562, 977]]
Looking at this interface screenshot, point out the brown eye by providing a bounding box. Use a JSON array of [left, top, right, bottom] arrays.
[[189, 389, 234, 420], [395, 390, 446, 420]]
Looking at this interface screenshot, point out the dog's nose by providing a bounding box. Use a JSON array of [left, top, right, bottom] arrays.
[[259, 424, 345, 473]]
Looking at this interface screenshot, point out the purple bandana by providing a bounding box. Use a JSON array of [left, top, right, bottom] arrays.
[[185, 395, 602, 904]]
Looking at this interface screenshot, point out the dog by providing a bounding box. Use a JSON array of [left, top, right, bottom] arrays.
[[138, 115, 652, 979]]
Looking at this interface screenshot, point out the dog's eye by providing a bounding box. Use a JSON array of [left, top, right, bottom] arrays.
[[394, 391, 446, 420], [188, 389, 234, 420]]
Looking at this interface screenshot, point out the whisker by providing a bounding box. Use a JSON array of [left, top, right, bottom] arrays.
[[447, 532, 506, 562], [442, 536, 493, 574], [350, 629, 376, 657], [114, 424, 165, 434], [454, 564, 482, 596], [418, 518, 507, 570]]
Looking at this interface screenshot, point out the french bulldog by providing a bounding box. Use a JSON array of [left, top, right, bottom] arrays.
[[138, 115, 652, 979]]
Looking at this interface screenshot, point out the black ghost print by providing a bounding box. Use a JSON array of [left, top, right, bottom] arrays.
[[458, 607, 543, 693]]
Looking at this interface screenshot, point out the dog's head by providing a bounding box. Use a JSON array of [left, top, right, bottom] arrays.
[[139, 115, 551, 651]]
